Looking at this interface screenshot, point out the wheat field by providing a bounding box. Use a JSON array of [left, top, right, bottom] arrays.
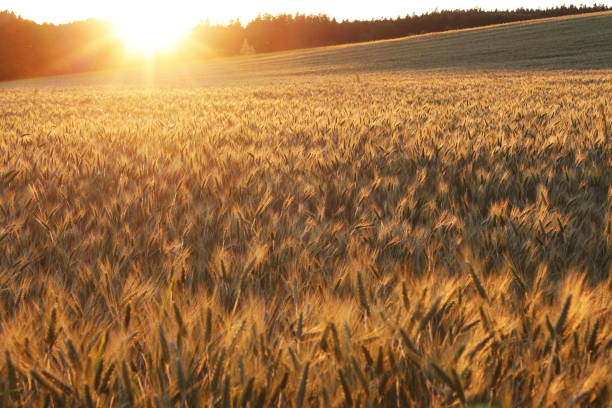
[[0, 69, 610, 407], [1, 11, 612, 407]]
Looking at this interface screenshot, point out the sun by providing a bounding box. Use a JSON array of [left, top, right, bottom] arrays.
[[113, 13, 192, 55]]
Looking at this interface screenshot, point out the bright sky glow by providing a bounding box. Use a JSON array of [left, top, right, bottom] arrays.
[[111, 4, 195, 55], [4, 1, 610, 54], [7, 1, 610, 25]]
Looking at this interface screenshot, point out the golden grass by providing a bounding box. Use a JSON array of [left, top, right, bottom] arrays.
[[0, 70, 610, 407]]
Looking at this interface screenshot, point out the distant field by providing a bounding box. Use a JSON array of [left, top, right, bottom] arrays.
[[2, 11, 611, 88], [0, 11, 611, 408], [243, 10, 612, 73]]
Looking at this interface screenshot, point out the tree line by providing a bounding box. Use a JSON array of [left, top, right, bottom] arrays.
[[0, 13, 122, 80], [1, 4, 610, 80]]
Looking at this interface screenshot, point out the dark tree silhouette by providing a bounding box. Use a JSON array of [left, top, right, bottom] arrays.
[[0, 11, 125, 80]]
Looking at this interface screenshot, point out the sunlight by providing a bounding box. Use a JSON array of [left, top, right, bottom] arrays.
[[112, 11, 192, 55]]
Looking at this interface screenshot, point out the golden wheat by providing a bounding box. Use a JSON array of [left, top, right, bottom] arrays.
[[0, 70, 610, 407]]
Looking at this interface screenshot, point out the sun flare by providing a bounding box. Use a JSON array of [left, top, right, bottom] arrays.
[[113, 13, 192, 55]]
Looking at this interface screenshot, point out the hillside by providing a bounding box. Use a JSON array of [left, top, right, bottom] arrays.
[[2, 11, 611, 88], [243, 11, 612, 73]]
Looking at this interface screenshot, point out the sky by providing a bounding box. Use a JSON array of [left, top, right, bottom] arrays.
[[4, 1, 609, 26]]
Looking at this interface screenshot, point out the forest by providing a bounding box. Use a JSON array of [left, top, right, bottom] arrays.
[[0, 4, 610, 80]]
